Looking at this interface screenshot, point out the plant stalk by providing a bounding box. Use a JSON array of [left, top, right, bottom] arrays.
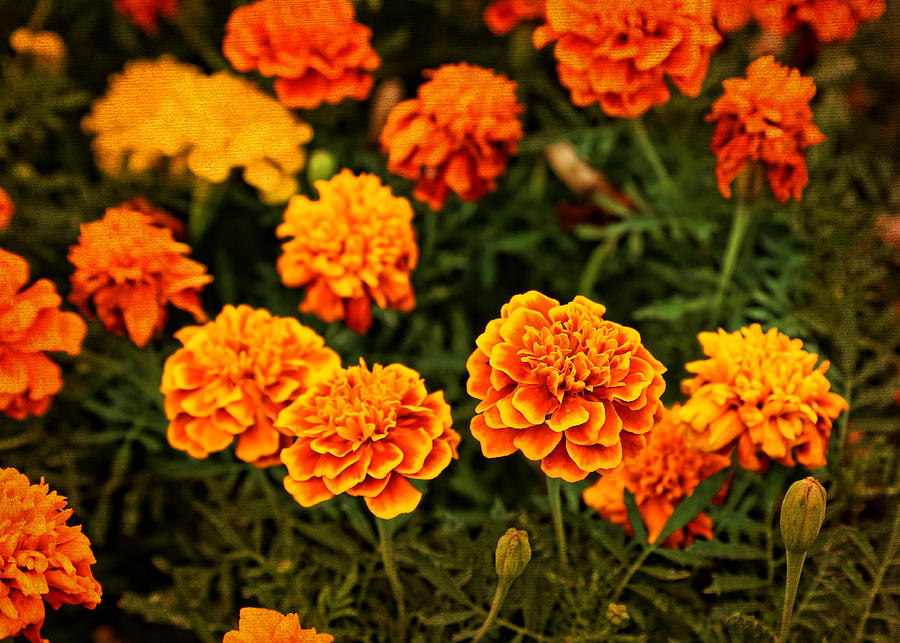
[[471, 577, 512, 643], [630, 117, 677, 197], [709, 195, 752, 325], [546, 476, 569, 575], [777, 551, 806, 643], [376, 518, 407, 636]]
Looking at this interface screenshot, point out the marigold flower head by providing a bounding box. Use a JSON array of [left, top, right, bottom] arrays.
[[9, 29, 66, 71], [161, 304, 340, 467], [680, 324, 848, 472], [754, 0, 886, 42], [533, 0, 722, 117], [484, 0, 547, 35], [466, 291, 666, 481], [0, 249, 86, 420], [82, 56, 313, 204], [583, 404, 730, 548], [276, 170, 418, 334], [223, 0, 381, 110], [223, 607, 333, 643], [114, 0, 179, 34], [0, 187, 13, 230], [68, 204, 211, 347], [707, 56, 824, 203], [380, 63, 524, 210], [0, 467, 102, 643], [277, 359, 461, 519]]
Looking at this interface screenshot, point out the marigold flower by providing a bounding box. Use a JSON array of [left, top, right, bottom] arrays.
[[114, 0, 179, 34], [533, 0, 722, 118], [223, 0, 381, 110], [276, 170, 418, 334], [380, 63, 524, 210], [466, 291, 666, 481], [223, 607, 333, 643], [754, 0, 885, 42], [9, 29, 66, 71], [0, 187, 13, 230], [277, 360, 461, 519], [484, 0, 546, 35], [707, 56, 825, 203], [68, 204, 211, 347], [583, 404, 730, 548], [0, 467, 102, 643], [680, 324, 848, 472], [0, 249, 86, 420], [161, 304, 340, 466], [82, 56, 313, 204]]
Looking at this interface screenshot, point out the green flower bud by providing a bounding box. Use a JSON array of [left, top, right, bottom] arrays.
[[780, 477, 826, 554], [495, 528, 531, 581], [306, 149, 338, 185], [605, 603, 630, 627]]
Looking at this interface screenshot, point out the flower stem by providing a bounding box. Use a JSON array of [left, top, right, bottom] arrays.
[[546, 476, 569, 575], [630, 117, 677, 197], [188, 178, 228, 244], [609, 545, 654, 604], [709, 195, 752, 326], [376, 518, 407, 636], [777, 551, 806, 643], [27, 0, 54, 31], [471, 577, 512, 643]]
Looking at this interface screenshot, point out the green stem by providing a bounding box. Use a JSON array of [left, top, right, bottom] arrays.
[[546, 476, 569, 575], [188, 178, 228, 244], [710, 196, 752, 326], [471, 578, 512, 643], [778, 551, 806, 643], [630, 117, 677, 197], [376, 518, 407, 637], [172, 13, 230, 72], [609, 545, 654, 604], [27, 0, 53, 31]]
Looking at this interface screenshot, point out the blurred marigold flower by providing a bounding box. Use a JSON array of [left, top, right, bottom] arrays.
[[8, 29, 66, 71], [484, 0, 546, 35], [277, 360, 461, 519], [114, 0, 179, 35], [82, 56, 313, 204], [223, 0, 381, 110], [680, 324, 848, 472], [380, 62, 524, 210], [0, 249, 86, 420], [161, 304, 340, 466], [707, 56, 824, 203], [754, 0, 885, 42], [0, 187, 13, 230], [711, 0, 754, 34], [533, 0, 722, 117], [583, 404, 731, 548], [466, 291, 666, 481], [223, 607, 333, 643], [276, 170, 418, 334], [0, 467, 102, 643], [68, 204, 212, 347]]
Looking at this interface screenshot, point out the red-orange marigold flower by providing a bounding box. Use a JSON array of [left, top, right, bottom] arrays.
[[380, 63, 524, 210], [68, 204, 211, 347], [276, 170, 418, 334], [0, 187, 13, 230], [114, 0, 179, 35], [223, 607, 333, 643], [707, 56, 824, 203], [466, 291, 667, 481], [0, 467, 102, 643], [223, 0, 381, 110], [485, 0, 546, 35], [754, 0, 886, 42], [0, 248, 86, 420], [680, 324, 848, 472], [161, 304, 341, 467], [583, 404, 730, 548], [533, 0, 722, 117], [277, 360, 461, 519]]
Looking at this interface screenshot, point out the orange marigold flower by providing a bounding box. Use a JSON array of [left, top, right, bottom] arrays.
[[583, 404, 730, 548], [223, 0, 381, 110], [754, 0, 886, 42], [466, 291, 666, 481], [223, 607, 333, 643], [680, 324, 848, 472], [114, 0, 179, 35], [161, 304, 340, 467], [0, 187, 13, 230], [380, 63, 524, 210], [0, 467, 102, 643], [484, 0, 546, 35], [0, 249, 86, 420], [533, 0, 722, 118], [707, 56, 825, 203], [277, 360, 461, 519], [68, 204, 212, 347], [276, 170, 418, 334], [712, 0, 754, 34]]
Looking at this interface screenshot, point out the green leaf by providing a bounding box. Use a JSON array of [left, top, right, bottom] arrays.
[[624, 488, 648, 546], [687, 541, 767, 560], [654, 468, 731, 545], [703, 573, 769, 594]]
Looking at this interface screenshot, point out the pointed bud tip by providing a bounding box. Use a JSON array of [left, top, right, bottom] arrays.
[[495, 528, 531, 581], [780, 477, 826, 554]]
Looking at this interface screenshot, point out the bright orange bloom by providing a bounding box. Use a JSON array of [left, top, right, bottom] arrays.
[[533, 0, 722, 117], [276, 170, 418, 334], [68, 204, 212, 347], [161, 304, 340, 467], [754, 0, 885, 42], [680, 324, 848, 472], [0, 467, 102, 643], [583, 404, 730, 548], [711, 0, 754, 33], [380, 63, 524, 210], [466, 291, 666, 481], [277, 360, 461, 519], [0, 249, 86, 420], [223, 607, 333, 643], [114, 0, 179, 34], [223, 0, 380, 110], [707, 56, 824, 203], [484, 0, 546, 35], [0, 187, 13, 230]]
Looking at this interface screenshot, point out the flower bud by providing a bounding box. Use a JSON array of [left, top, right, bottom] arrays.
[[605, 603, 630, 627], [495, 528, 531, 581], [306, 149, 338, 185], [780, 477, 826, 554]]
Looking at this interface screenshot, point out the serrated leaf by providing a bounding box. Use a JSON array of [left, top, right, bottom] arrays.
[[654, 468, 731, 545], [688, 541, 767, 560], [624, 488, 648, 546], [703, 573, 769, 594]]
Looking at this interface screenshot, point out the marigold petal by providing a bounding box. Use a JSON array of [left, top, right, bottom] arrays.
[[511, 385, 559, 424], [283, 476, 334, 507], [548, 395, 589, 431], [513, 424, 562, 460], [540, 441, 589, 482], [470, 413, 519, 458], [364, 473, 422, 520]]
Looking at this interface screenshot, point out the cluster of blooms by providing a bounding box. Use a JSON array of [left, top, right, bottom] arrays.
[[114, 0, 179, 35], [223, 608, 333, 643], [82, 56, 313, 204], [754, 0, 885, 42], [223, 0, 381, 109], [276, 170, 418, 333], [484, 0, 546, 35], [0, 186, 12, 230], [0, 467, 101, 643]]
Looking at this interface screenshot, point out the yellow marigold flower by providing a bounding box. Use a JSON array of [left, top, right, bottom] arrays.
[[82, 56, 313, 204], [680, 324, 848, 472], [276, 170, 418, 334], [223, 607, 333, 643], [9, 28, 66, 71]]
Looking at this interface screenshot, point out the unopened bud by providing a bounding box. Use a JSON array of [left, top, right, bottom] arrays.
[[605, 603, 630, 627], [306, 149, 338, 185], [495, 528, 531, 581], [780, 477, 826, 554]]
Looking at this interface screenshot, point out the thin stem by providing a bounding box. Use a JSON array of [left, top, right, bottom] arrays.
[[546, 477, 569, 575], [188, 178, 228, 244], [777, 551, 806, 643], [709, 195, 752, 326], [27, 0, 53, 31], [852, 508, 900, 642], [172, 13, 230, 72], [609, 545, 654, 604], [376, 518, 407, 637], [471, 578, 512, 643], [630, 117, 677, 197]]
